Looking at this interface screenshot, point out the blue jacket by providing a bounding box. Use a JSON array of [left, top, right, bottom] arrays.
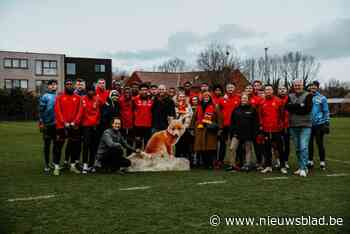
[[39, 91, 56, 126], [311, 92, 330, 126]]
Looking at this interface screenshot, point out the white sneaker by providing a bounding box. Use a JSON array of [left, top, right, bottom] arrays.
[[307, 160, 314, 168], [293, 169, 301, 175], [280, 167, 288, 175], [320, 161, 326, 170], [261, 167, 272, 173], [299, 170, 307, 177]]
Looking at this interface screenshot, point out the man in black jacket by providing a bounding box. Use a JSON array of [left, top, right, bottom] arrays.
[[95, 118, 139, 172], [227, 94, 258, 172], [151, 84, 176, 133]]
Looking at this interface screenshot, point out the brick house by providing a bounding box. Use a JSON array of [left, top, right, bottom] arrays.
[[125, 69, 249, 92]]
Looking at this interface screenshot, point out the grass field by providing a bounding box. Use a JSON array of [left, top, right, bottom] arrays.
[[0, 119, 349, 234]]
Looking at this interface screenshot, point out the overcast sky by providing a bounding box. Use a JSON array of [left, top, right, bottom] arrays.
[[1, 0, 349, 83]]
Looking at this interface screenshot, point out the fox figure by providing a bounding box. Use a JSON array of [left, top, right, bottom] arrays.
[[145, 118, 186, 158]]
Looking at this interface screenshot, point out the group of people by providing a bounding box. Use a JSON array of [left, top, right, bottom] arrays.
[[39, 77, 330, 177]]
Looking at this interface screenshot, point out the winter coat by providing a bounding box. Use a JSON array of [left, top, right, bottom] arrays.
[[311, 92, 330, 126], [39, 91, 56, 126], [193, 102, 220, 152], [230, 104, 258, 141]]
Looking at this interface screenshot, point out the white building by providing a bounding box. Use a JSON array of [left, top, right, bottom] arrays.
[[0, 51, 65, 93]]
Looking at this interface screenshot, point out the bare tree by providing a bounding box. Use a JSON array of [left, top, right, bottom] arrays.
[[157, 57, 187, 72], [242, 51, 320, 89], [196, 43, 241, 72]]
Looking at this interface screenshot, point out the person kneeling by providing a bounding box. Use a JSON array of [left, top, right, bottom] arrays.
[[95, 118, 139, 173]]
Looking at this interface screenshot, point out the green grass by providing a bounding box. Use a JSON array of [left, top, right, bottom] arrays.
[[0, 119, 349, 234]]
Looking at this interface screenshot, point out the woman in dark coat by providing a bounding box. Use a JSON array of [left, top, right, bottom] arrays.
[[227, 94, 258, 171]]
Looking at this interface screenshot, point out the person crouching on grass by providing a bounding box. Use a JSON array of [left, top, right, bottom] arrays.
[[226, 93, 258, 172], [95, 118, 140, 173]]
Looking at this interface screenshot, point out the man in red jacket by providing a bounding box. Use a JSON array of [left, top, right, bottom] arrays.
[[133, 83, 153, 148], [259, 85, 286, 174], [53, 79, 83, 176], [218, 83, 241, 164], [81, 85, 102, 174], [119, 87, 134, 154], [96, 79, 109, 104], [250, 80, 264, 170], [278, 85, 290, 169]]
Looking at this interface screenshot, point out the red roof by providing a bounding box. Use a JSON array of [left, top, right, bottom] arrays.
[[125, 70, 249, 92]]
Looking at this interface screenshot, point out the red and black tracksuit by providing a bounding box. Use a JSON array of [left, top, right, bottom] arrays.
[[81, 95, 102, 167], [249, 94, 264, 165], [119, 95, 134, 154], [53, 93, 83, 165], [96, 87, 110, 105], [279, 95, 290, 163], [133, 96, 153, 147], [218, 94, 241, 162], [259, 96, 285, 168]]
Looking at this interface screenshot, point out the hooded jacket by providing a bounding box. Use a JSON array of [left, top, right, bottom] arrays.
[[39, 90, 56, 126], [100, 91, 120, 130], [96, 128, 136, 161], [311, 91, 330, 126]]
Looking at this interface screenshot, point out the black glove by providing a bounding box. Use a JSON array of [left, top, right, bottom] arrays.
[[322, 122, 330, 134]]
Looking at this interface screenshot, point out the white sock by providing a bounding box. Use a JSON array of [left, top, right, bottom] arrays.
[[71, 163, 76, 168], [83, 163, 88, 170], [54, 164, 60, 170]]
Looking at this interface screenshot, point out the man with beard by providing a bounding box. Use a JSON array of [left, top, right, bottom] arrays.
[[119, 87, 134, 154], [152, 84, 176, 133], [259, 85, 286, 174], [53, 79, 83, 176], [218, 83, 241, 166], [286, 80, 313, 177], [133, 83, 154, 148]]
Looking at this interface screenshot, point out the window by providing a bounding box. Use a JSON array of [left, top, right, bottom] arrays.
[[20, 80, 28, 89], [35, 80, 49, 94], [4, 79, 28, 89], [3, 58, 28, 69], [4, 59, 11, 68], [5, 79, 12, 89], [66, 63, 76, 75], [12, 59, 20, 68], [20, 59, 28, 68], [95, 64, 105, 72], [36, 60, 57, 75]]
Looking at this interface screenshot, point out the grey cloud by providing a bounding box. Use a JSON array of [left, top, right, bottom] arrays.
[[106, 24, 263, 62], [206, 24, 265, 42], [287, 18, 350, 59], [105, 49, 170, 61]]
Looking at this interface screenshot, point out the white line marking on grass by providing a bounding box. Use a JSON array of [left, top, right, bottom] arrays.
[[7, 194, 56, 202], [119, 186, 151, 191], [328, 159, 350, 165], [326, 173, 349, 177], [263, 177, 288, 181], [197, 180, 226, 185]]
